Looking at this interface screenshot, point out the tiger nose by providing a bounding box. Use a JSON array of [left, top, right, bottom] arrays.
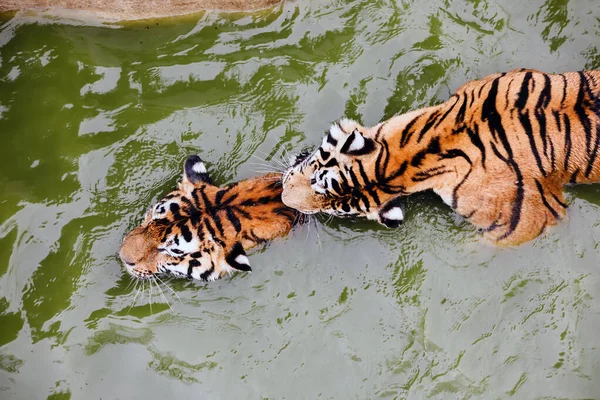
[[119, 246, 136, 266]]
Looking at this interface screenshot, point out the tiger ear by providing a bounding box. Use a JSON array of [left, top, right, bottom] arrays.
[[340, 129, 375, 155], [183, 155, 213, 186], [225, 242, 252, 272]]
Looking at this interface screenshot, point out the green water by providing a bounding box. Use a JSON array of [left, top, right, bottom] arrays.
[[1, 0, 600, 398]]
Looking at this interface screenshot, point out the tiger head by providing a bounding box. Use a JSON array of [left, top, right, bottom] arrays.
[[120, 155, 298, 281], [282, 119, 405, 228]]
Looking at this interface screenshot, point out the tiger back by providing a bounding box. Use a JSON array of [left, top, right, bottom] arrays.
[[120, 155, 298, 281], [281, 69, 600, 245]]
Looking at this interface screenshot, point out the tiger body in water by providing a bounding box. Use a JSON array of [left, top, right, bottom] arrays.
[[120, 155, 300, 281], [282, 69, 600, 245]]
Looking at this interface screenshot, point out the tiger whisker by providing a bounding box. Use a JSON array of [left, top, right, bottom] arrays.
[[312, 216, 322, 252], [247, 161, 286, 172], [148, 280, 153, 314], [153, 277, 173, 312], [273, 147, 291, 169], [304, 214, 312, 244], [281, 147, 293, 168], [124, 276, 136, 292], [155, 274, 182, 303], [128, 280, 142, 313], [256, 150, 288, 170], [249, 168, 283, 175]]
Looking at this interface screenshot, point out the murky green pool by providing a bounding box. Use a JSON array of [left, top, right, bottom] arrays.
[[1, 1, 600, 398]]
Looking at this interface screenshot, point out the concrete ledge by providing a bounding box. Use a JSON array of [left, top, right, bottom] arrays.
[[0, 0, 283, 21]]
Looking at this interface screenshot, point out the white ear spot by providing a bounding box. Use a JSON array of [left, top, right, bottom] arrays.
[[348, 130, 366, 152], [321, 136, 335, 151], [329, 123, 344, 140], [382, 207, 404, 221], [235, 254, 250, 266], [192, 162, 207, 174]]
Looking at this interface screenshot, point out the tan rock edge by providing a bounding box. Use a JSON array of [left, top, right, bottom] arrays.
[[0, 0, 283, 21]]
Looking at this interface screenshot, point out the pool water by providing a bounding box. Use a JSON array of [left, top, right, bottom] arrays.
[[1, 0, 599, 398]]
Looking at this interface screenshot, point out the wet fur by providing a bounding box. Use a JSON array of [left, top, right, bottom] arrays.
[[120, 156, 297, 281], [282, 69, 600, 245]]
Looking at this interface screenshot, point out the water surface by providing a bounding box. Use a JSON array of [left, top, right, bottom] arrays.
[[1, 0, 600, 398]]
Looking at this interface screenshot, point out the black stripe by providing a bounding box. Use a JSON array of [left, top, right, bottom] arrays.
[[434, 96, 460, 128], [575, 72, 593, 158], [563, 114, 572, 171], [585, 124, 600, 178], [417, 111, 441, 143], [485, 212, 506, 232], [468, 89, 476, 108], [180, 223, 192, 242], [455, 94, 467, 123], [553, 110, 561, 131], [560, 73, 568, 106], [534, 74, 551, 157], [466, 124, 486, 169], [357, 161, 380, 207], [225, 208, 242, 232], [535, 179, 559, 218], [216, 185, 235, 205], [319, 148, 330, 160], [340, 131, 357, 154], [451, 164, 473, 209], [330, 179, 341, 194], [412, 168, 453, 182], [326, 133, 338, 146], [410, 136, 441, 167], [505, 78, 514, 110], [200, 265, 214, 281], [233, 206, 251, 219], [519, 110, 547, 177], [161, 225, 173, 242], [414, 165, 448, 177], [338, 171, 352, 193], [569, 169, 579, 184], [199, 189, 213, 210], [551, 193, 568, 209], [212, 211, 225, 237], [191, 189, 201, 208], [483, 75, 524, 240], [323, 158, 338, 168], [169, 202, 181, 219], [549, 137, 556, 171], [188, 259, 201, 278], [203, 218, 217, 240], [537, 74, 552, 108], [375, 137, 390, 182], [515, 72, 533, 110], [389, 161, 408, 180], [400, 115, 421, 147]]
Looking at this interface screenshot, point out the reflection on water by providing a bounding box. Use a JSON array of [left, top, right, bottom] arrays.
[[1, 0, 600, 398]]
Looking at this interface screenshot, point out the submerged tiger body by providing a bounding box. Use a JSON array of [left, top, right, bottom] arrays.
[[120, 155, 298, 281], [282, 69, 600, 245]]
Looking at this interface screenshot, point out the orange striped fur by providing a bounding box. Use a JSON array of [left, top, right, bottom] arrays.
[[282, 69, 600, 245], [120, 155, 297, 281]]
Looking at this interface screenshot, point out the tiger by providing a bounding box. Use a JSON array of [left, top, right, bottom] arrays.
[[281, 69, 600, 246], [119, 154, 300, 281]]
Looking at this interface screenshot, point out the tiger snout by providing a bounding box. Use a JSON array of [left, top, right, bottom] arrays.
[[119, 228, 160, 277], [281, 170, 321, 214]]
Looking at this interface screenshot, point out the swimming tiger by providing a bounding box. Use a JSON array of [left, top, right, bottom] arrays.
[[119, 155, 299, 281], [281, 69, 600, 245]]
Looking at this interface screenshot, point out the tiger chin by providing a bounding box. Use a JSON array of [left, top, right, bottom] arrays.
[[282, 69, 600, 246], [119, 155, 301, 282]]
